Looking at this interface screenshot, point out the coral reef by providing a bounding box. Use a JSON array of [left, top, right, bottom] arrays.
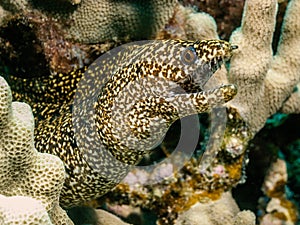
[[227, 0, 300, 135], [0, 76, 73, 225], [107, 0, 300, 223], [259, 159, 298, 224], [178, 0, 289, 45], [107, 154, 252, 224], [0, 0, 178, 43], [0, 12, 90, 77], [0, 0, 299, 224], [0, 195, 53, 225], [179, 0, 245, 40], [174, 192, 255, 225]]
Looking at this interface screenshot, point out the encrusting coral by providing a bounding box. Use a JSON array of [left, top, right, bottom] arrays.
[[0, 0, 179, 43], [0, 76, 73, 225]]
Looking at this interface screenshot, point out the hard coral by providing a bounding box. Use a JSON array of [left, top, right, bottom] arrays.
[[174, 192, 255, 225], [0, 0, 179, 76], [228, 0, 300, 134], [259, 159, 298, 225], [26, 0, 178, 43], [107, 0, 300, 223], [0, 195, 53, 225], [0, 76, 73, 225], [67, 0, 177, 43], [179, 0, 245, 40], [280, 83, 300, 114], [0, 0, 298, 224]]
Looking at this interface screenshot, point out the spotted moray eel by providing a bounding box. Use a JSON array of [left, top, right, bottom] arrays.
[[5, 39, 238, 207]]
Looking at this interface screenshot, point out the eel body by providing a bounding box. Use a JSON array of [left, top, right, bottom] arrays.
[[5, 39, 238, 207]]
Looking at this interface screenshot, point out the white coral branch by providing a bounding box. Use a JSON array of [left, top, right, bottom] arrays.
[[226, 0, 300, 133], [265, 0, 300, 115]]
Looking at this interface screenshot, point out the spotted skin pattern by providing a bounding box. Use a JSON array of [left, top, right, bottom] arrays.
[[5, 39, 238, 207]]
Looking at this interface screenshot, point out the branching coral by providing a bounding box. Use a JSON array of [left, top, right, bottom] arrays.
[[159, 0, 300, 132], [227, 0, 300, 134], [281, 83, 300, 114], [0, 76, 73, 225], [174, 0, 300, 153]]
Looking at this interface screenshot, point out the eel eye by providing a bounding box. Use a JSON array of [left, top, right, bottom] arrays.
[[181, 46, 197, 65]]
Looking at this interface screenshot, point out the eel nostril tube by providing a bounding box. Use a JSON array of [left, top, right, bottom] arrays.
[[231, 45, 239, 50]]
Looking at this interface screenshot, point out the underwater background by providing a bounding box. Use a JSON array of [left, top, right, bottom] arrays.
[[0, 0, 299, 224]]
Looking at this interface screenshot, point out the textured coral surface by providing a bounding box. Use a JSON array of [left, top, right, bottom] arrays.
[[0, 0, 299, 224], [1, 0, 178, 43], [0, 76, 73, 225], [0, 195, 53, 225]]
